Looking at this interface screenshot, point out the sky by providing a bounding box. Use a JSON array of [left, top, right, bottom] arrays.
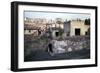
[[24, 11, 90, 21]]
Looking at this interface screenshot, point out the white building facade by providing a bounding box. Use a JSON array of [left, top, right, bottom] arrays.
[[70, 20, 90, 36]]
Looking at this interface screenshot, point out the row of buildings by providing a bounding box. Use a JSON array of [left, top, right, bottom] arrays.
[[24, 17, 90, 38]]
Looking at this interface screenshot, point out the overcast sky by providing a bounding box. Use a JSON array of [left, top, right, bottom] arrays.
[[24, 11, 90, 21]]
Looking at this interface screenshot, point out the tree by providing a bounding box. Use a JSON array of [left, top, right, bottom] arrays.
[[85, 19, 90, 25]]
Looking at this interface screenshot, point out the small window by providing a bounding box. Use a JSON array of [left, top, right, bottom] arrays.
[[29, 30, 31, 33], [85, 32, 88, 35]]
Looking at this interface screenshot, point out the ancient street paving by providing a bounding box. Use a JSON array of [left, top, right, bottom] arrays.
[[24, 49, 90, 62]]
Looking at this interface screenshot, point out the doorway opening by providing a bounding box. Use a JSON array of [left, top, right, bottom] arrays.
[[55, 31, 59, 37], [75, 28, 80, 35]]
